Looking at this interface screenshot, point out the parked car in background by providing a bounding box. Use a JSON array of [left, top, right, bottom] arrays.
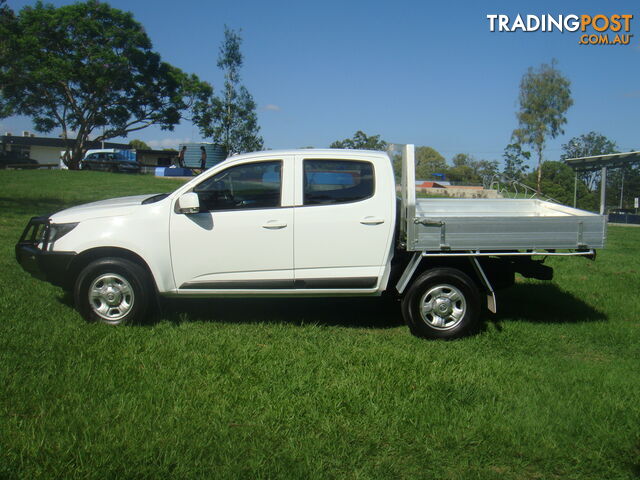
[[81, 149, 141, 173], [0, 151, 39, 169]]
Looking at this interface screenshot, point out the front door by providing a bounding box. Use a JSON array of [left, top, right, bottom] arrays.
[[169, 157, 294, 291]]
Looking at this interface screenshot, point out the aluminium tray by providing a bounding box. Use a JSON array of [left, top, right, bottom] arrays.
[[410, 198, 606, 251]]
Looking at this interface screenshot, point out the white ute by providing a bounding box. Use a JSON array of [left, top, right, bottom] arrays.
[[16, 145, 607, 339]]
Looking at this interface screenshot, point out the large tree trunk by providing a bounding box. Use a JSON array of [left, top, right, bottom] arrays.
[[536, 145, 543, 195], [60, 130, 73, 169], [68, 124, 91, 170], [70, 137, 86, 170]]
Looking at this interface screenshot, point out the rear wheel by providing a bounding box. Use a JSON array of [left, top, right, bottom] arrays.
[[74, 257, 152, 325], [402, 267, 481, 339]]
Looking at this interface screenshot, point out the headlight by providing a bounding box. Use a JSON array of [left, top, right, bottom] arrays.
[[48, 222, 79, 243]]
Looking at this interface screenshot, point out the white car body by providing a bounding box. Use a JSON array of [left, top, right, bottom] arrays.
[[50, 149, 397, 296]]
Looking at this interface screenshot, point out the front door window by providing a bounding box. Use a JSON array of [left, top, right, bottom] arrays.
[[194, 161, 282, 211]]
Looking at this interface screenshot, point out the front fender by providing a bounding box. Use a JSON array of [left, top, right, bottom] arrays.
[[52, 205, 175, 293]]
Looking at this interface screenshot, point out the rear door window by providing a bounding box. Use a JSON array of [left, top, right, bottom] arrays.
[[303, 160, 374, 205]]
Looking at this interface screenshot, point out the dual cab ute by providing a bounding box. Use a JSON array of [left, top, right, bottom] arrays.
[[16, 145, 606, 339]]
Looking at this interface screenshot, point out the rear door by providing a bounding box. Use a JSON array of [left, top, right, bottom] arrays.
[[96, 153, 108, 171], [83, 153, 97, 169], [293, 153, 395, 290]]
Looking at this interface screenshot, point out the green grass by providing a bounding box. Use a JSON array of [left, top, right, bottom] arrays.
[[1, 170, 639, 479]]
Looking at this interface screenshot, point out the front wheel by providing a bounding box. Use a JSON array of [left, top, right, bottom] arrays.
[[402, 268, 481, 340], [74, 257, 152, 325]]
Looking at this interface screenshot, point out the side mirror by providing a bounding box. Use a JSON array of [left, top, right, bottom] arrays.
[[177, 192, 200, 214]]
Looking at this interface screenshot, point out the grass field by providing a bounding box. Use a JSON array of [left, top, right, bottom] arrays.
[[1, 170, 639, 479]]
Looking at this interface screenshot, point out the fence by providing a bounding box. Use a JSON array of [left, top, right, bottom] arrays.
[[608, 213, 640, 225]]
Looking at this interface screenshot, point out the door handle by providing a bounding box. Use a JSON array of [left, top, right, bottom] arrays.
[[360, 216, 385, 225], [262, 220, 287, 229]]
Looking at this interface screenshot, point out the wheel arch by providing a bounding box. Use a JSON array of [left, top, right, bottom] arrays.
[[395, 254, 483, 295], [416, 257, 478, 281], [66, 247, 158, 292]]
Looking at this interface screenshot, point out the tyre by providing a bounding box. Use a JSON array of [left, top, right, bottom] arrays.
[[74, 257, 152, 325], [402, 267, 481, 340]]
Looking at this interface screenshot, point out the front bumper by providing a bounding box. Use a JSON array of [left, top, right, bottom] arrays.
[[15, 216, 77, 288]]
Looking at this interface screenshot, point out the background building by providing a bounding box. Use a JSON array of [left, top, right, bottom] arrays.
[[1, 132, 177, 169]]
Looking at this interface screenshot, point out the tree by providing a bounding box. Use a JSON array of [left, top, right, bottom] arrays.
[[512, 60, 573, 193], [448, 153, 477, 183], [330, 131, 388, 150], [559, 133, 640, 211], [624, 164, 640, 208], [448, 154, 499, 186], [525, 161, 596, 211], [197, 26, 263, 155], [560, 132, 618, 191], [502, 143, 530, 180], [561, 131, 618, 161], [451, 153, 472, 168], [0, 1, 212, 169], [0, 0, 10, 20], [415, 146, 447, 180], [0, 0, 12, 27], [129, 139, 151, 150], [0, 0, 16, 119], [595, 155, 640, 211], [473, 159, 500, 187], [447, 165, 476, 184]]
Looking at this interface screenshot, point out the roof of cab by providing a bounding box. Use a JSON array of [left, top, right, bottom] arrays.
[[227, 148, 390, 162]]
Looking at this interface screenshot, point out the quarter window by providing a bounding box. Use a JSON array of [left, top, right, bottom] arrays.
[[194, 161, 282, 211], [303, 160, 374, 205]]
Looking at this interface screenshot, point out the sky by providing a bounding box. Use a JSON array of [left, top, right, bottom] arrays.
[[2, 0, 639, 167]]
